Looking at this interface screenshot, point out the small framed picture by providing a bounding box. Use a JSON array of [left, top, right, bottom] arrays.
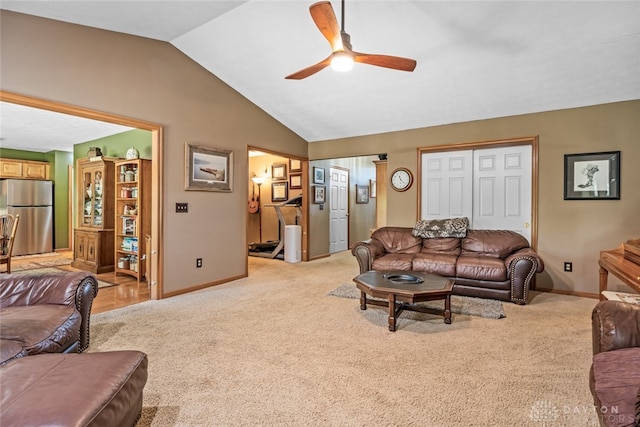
[[272, 163, 287, 181], [564, 151, 620, 200], [272, 182, 288, 202], [289, 158, 302, 173], [289, 173, 302, 189], [313, 185, 326, 204], [313, 167, 325, 184], [185, 142, 233, 192], [356, 185, 369, 204], [369, 179, 377, 198]]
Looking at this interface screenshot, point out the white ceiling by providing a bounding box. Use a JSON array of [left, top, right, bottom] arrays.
[[1, 0, 639, 152]]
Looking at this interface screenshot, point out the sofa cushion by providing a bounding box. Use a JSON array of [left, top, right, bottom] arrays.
[[412, 217, 469, 238], [456, 256, 507, 281], [592, 347, 640, 427], [421, 237, 461, 255], [0, 351, 148, 427], [0, 339, 27, 365], [412, 253, 457, 276], [371, 227, 422, 254], [461, 230, 530, 259], [372, 253, 415, 271], [0, 305, 80, 361]]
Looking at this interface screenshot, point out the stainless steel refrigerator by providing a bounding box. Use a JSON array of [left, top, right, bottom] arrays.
[[0, 179, 53, 256]]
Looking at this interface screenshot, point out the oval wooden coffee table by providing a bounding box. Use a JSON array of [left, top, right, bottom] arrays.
[[353, 271, 454, 332]]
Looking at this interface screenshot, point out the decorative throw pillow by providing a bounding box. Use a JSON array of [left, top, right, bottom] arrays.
[[412, 217, 469, 239]]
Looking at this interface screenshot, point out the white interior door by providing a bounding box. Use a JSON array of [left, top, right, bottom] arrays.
[[329, 168, 348, 253], [473, 145, 532, 242], [420, 145, 532, 243], [421, 151, 473, 220]]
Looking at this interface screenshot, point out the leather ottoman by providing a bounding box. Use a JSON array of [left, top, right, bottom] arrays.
[[0, 350, 148, 427]]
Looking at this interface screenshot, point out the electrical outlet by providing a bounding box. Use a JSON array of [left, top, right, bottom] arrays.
[[176, 203, 188, 213], [564, 262, 573, 272], [196, 258, 202, 268]]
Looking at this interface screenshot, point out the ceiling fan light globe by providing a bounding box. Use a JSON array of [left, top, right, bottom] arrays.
[[331, 52, 353, 72]]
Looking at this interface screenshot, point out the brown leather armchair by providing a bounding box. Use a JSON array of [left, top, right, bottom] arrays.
[[0, 271, 99, 365], [590, 300, 640, 427]]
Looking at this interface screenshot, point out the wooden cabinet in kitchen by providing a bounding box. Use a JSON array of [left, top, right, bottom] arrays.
[[0, 158, 50, 179]]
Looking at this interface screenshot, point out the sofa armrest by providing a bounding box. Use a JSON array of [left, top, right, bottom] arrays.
[[592, 300, 640, 355], [0, 271, 99, 352], [351, 239, 386, 274], [503, 249, 543, 304]]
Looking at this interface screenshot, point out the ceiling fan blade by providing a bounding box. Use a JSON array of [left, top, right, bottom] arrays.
[[309, 1, 343, 51], [285, 55, 333, 80], [352, 51, 417, 72]]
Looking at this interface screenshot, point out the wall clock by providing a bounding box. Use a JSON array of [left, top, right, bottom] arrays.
[[390, 167, 413, 192]]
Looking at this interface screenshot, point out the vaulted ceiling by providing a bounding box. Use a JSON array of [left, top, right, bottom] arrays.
[[1, 1, 639, 152]]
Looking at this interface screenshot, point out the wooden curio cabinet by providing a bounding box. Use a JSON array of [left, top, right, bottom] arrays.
[[114, 159, 151, 282], [71, 157, 116, 273]]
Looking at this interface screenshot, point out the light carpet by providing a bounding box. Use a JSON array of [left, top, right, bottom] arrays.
[[90, 252, 601, 426], [329, 283, 506, 320]]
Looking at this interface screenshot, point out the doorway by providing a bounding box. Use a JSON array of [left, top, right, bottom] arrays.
[[0, 90, 164, 299]]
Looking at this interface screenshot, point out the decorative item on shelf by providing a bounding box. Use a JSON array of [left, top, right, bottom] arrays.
[[117, 256, 130, 270], [87, 147, 103, 159], [121, 187, 132, 198], [126, 147, 140, 160], [124, 170, 135, 182]]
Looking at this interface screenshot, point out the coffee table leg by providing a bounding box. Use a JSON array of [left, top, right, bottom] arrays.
[[444, 294, 452, 324], [360, 291, 367, 310], [388, 294, 397, 332]]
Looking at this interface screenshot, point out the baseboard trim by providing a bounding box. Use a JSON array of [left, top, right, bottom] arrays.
[[536, 287, 599, 300], [162, 273, 247, 298]]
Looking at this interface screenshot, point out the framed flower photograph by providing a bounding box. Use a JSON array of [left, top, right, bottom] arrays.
[[564, 151, 620, 200], [313, 167, 325, 184], [356, 185, 369, 204], [313, 185, 326, 204]]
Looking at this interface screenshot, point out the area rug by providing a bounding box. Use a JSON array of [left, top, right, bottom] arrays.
[[12, 258, 72, 271], [328, 283, 506, 319], [6, 267, 116, 289]]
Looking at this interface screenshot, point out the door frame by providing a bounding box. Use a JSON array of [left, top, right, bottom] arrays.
[[0, 90, 164, 298], [247, 145, 309, 262], [417, 136, 539, 250]]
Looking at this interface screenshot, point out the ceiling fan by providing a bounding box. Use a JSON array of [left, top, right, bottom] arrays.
[[285, 0, 417, 80]]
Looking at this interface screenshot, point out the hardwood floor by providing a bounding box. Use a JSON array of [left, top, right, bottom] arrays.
[[9, 251, 150, 314]]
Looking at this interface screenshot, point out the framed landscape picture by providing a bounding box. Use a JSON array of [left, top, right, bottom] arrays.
[[564, 151, 620, 200], [185, 142, 233, 192]]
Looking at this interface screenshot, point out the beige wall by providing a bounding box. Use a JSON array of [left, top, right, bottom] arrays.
[[310, 101, 640, 296], [0, 11, 308, 294]]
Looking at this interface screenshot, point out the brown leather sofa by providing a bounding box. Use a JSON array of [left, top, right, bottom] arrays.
[[351, 227, 544, 304], [0, 271, 99, 365], [590, 300, 640, 427]]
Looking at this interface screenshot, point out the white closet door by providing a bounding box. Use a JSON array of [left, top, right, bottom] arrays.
[[420, 151, 473, 220], [421, 145, 532, 243], [473, 145, 532, 242]]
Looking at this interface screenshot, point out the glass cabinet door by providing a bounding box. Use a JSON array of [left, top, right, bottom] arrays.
[[93, 169, 103, 226], [82, 167, 105, 227]]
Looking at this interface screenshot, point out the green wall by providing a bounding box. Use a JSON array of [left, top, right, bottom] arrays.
[[1, 128, 151, 251]]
